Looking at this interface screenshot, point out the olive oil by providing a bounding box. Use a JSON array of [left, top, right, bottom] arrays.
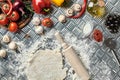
[[87, 0, 106, 18]]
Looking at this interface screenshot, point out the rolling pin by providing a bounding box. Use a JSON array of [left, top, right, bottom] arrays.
[[55, 32, 90, 80]]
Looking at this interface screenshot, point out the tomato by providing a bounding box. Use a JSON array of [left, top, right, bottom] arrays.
[[42, 18, 53, 28], [93, 29, 103, 42], [9, 11, 20, 21], [8, 22, 18, 32], [2, 3, 10, 14], [0, 14, 9, 25]]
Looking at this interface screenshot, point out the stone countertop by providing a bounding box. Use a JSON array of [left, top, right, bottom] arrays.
[[0, 0, 120, 80]]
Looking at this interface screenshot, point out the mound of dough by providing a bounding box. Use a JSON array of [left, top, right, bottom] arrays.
[[25, 50, 66, 80]]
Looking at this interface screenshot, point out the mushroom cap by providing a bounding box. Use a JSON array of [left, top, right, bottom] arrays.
[[58, 15, 66, 23], [9, 41, 17, 50], [73, 4, 81, 12], [35, 26, 44, 34], [66, 8, 74, 17], [32, 17, 41, 26], [2, 35, 11, 43], [0, 50, 7, 58]]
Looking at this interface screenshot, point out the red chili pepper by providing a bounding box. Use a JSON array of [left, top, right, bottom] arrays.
[[69, 0, 87, 19], [7, 0, 13, 16], [0, 0, 12, 16], [32, 0, 51, 15]]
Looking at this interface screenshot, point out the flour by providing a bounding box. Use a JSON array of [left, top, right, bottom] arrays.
[[25, 50, 66, 80], [64, 32, 111, 80], [14, 29, 111, 80]]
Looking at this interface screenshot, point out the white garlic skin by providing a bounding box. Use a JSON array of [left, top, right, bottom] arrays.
[[66, 8, 74, 17], [58, 15, 66, 23], [9, 41, 17, 50], [2, 35, 11, 43], [35, 26, 44, 34], [0, 50, 7, 58], [73, 4, 81, 12], [32, 17, 41, 26]]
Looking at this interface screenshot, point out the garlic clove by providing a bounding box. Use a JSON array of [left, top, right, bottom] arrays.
[[58, 15, 66, 23], [32, 17, 41, 26], [2, 35, 11, 43], [73, 4, 81, 12], [0, 49, 7, 58], [66, 8, 74, 17], [8, 41, 17, 50], [35, 26, 44, 34]]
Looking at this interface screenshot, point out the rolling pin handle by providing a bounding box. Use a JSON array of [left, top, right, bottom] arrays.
[[55, 31, 65, 44]]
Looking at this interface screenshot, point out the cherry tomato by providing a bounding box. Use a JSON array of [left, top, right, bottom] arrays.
[[9, 11, 20, 21], [8, 22, 18, 32], [0, 14, 9, 25], [2, 3, 10, 14], [93, 29, 103, 42], [42, 18, 53, 28]]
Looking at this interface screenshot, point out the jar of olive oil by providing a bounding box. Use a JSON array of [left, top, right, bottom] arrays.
[[87, 0, 106, 18]]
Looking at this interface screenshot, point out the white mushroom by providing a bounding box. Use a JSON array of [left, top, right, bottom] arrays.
[[35, 26, 44, 34], [66, 8, 74, 17], [8, 41, 17, 50], [58, 15, 66, 23], [0, 49, 7, 58], [2, 35, 11, 43], [32, 17, 41, 26], [73, 4, 81, 12]]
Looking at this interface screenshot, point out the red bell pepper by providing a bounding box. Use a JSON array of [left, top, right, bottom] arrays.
[[32, 0, 51, 15], [69, 0, 87, 19], [0, 0, 13, 16]]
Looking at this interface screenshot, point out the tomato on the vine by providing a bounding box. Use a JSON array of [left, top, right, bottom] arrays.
[[2, 3, 10, 14], [0, 14, 9, 26], [8, 22, 18, 32], [9, 11, 20, 21]]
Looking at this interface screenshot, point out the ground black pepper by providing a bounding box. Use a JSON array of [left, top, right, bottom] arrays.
[[105, 14, 120, 33]]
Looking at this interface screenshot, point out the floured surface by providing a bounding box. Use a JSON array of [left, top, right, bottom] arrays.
[[25, 49, 66, 80]]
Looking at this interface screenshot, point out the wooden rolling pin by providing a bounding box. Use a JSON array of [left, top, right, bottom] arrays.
[[55, 32, 90, 80]]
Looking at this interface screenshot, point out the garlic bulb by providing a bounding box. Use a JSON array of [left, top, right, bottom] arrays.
[[35, 26, 44, 34], [32, 17, 41, 26], [8, 41, 17, 50], [58, 15, 66, 23], [73, 4, 81, 12], [0, 50, 7, 58], [66, 8, 74, 17], [2, 35, 11, 43]]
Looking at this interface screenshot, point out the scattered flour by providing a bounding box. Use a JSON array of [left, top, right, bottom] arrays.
[[14, 30, 111, 80]]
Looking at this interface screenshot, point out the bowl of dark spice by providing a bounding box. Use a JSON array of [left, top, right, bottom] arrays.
[[105, 12, 120, 34]]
